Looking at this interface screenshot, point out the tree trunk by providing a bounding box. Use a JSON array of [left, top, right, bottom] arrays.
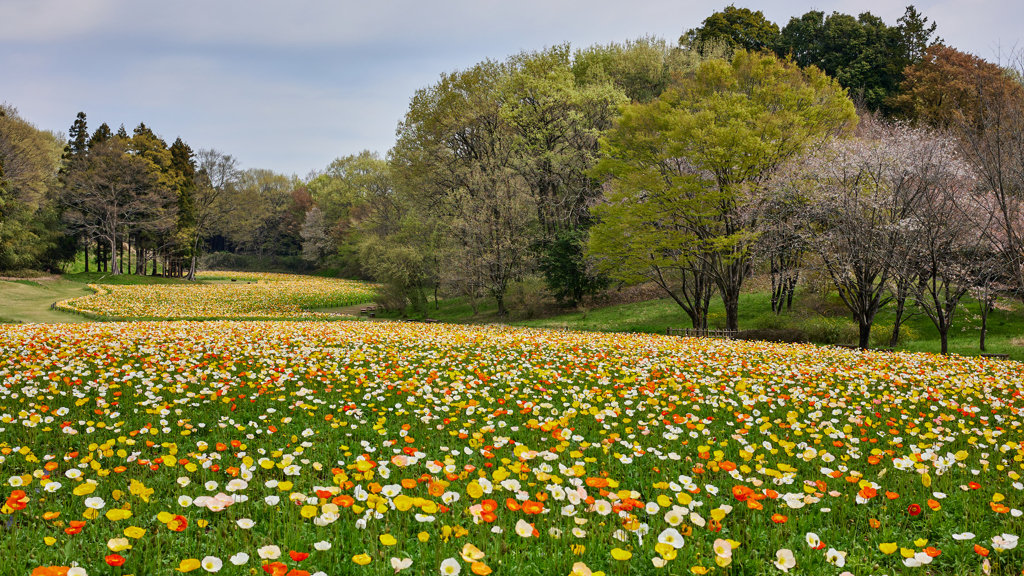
[[940, 330, 949, 355], [979, 291, 991, 352], [889, 295, 907, 347], [109, 236, 120, 275], [858, 322, 871, 350], [786, 274, 797, 311], [723, 290, 740, 331], [770, 256, 781, 314], [84, 240, 89, 273]]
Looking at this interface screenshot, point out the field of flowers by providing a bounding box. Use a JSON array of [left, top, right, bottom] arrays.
[[54, 273, 377, 320], [1, 321, 1022, 576]]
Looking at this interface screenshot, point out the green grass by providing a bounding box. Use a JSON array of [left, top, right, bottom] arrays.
[[0, 272, 208, 324], [0, 278, 96, 324], [62, 271, 199, 285]]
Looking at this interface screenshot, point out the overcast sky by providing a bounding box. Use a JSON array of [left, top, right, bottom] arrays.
[[2, 0, 1018, 177]]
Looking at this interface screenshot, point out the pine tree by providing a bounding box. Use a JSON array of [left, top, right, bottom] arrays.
[[89, 123, 113, 149], [65, 112, 88, 158], [170, 137, 198, 230]]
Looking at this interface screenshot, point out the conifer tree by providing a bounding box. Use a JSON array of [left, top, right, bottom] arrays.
[[65, 112, 88, 157], [89, 123, 113, 149]]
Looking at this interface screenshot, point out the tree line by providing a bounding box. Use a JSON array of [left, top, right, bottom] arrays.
[[3, 4, 1023, 355], [0, 109, 313, 279], [360, 4, 1024, 354]]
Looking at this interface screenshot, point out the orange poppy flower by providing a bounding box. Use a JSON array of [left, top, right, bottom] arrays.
[[771, 514, 788, 524], [869, 518, 881, 529], [289, 551, 309, 562], [858, 487, 877, 499], [990, 502, 1010, 514], [263, 562, 289, 576], [974, 544, 990, 557], [167, 515, 187, 532], [731, 486, 754, 501], [31, 567, 70, 576], [332, 495, 354, 507], [104, 554, 126, 567], [505, 498, 521, 512]]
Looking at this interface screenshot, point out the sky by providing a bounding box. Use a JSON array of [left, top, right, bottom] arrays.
[[2, 0, 1019, 178]]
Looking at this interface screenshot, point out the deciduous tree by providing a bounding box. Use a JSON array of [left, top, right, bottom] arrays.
[[592, 50, 856, 330], [62, 138, 176, 274]]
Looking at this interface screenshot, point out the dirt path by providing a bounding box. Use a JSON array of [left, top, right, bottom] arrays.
[[314, 303, 378, 318]]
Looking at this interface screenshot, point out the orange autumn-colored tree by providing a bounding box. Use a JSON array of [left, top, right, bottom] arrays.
[[892, 44, 1023, 130]]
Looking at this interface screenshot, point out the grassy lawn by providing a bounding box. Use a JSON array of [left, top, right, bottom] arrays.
[[0, 272, 205, 324], [0, 278, 95, 324]]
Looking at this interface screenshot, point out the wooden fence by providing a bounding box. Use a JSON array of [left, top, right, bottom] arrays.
[[666, 328, 737, 339]]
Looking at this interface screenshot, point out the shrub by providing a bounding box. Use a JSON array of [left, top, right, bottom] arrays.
[[801, 317, 858, 344], [751, 313, 789, 330], [870, 322, 917, 347], [507, 277, 550, 320], [200, 252, 315, 274], [736, 328, 809, 343], [374, 284, 409, 314]]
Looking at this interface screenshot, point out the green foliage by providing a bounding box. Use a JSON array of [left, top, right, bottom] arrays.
[[870, 321, 916, 347], [215, 168, 299, 259], [0, 104, 70, 272], [359, 210, 440, 317], [773, 6, 939, 113], [306, 151, 390, 274], [573, 37, 675, 103], [391, 45, 628, 315], [505, 276, 550, 319], [538, 228, 608, 306], [198, 251, 315, 274], [681, 5, 780, 53], [590, 50, 857, 330]]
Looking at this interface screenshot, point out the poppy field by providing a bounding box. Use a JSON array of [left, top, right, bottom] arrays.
[[54, 273, 376, 320], [1, 320, 1022, 576]]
